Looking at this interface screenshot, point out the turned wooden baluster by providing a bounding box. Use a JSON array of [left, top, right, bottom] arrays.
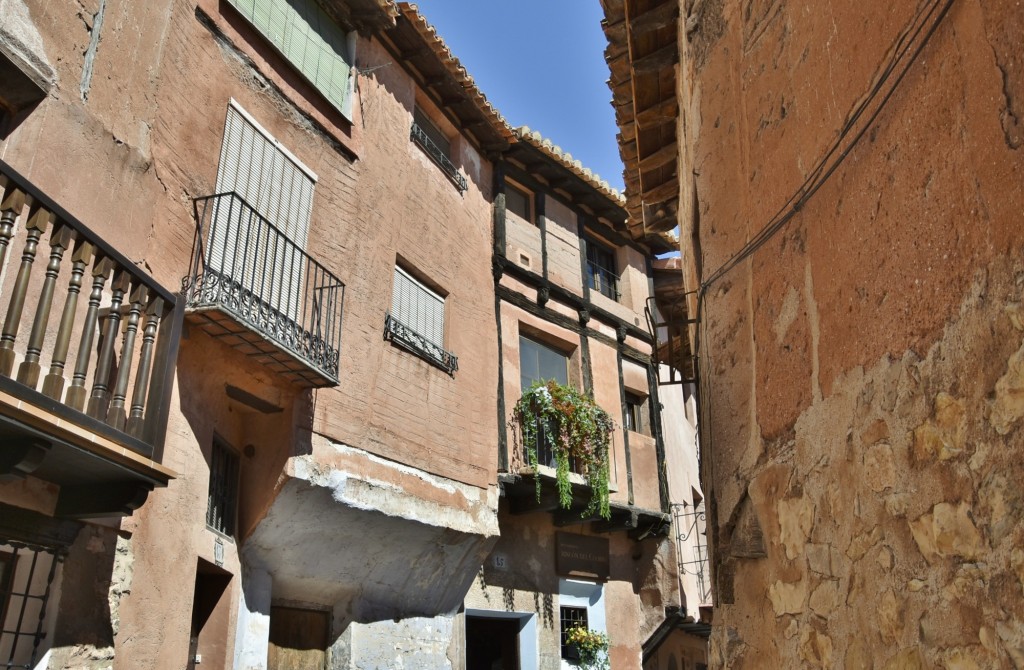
[[42, 239, 95, 400], [0, 206, 53, 377], [126, 296, 163, 438], [65, 256, 114, 411], [0, 182, 25, 277], [18, 225, 74, 389], [105, 284, 147, 431], [87, 270, 130, 420]]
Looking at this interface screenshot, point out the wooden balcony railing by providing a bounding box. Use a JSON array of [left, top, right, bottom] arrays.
[[0, 160, 182, 465]]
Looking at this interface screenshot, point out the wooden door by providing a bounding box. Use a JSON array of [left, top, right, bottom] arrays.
[[268, 606, 329, 670]]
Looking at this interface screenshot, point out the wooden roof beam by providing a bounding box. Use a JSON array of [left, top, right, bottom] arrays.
[[637, 142, 679, 171], [635, 96, 678, 129], [640, 177, 679, 205], [632, 42, 678, 75], [629, 1, 679, 36]]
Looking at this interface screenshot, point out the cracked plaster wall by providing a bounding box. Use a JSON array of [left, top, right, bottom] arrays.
[[680, 0, 1024, 666], [0, 0, 500, 667]]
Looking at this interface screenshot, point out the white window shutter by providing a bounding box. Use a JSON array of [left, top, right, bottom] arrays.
[[211, 103, 316, 322], [391, 267, 445, 348]]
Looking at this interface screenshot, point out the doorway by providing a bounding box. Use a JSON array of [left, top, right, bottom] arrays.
[[268, 606, 329, 670], [186, 559, 233, 670], [466, 614, 523, 670]]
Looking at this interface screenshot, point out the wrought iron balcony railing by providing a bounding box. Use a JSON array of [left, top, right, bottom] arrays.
[[410, 122, 468, 193], [383, 313, 458, 375], [184, 193, 344, 387], [587, 260, 620, 301], [0, 160, 182, 468]]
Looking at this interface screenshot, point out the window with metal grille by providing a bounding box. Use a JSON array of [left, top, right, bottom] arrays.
[[505, 181, 533, 223], [210, 102, 316, 322], [560, 605, 588, 660], [0, 542, 61, 670], [385, 266, 458, 374], [625, 392, 648, 436], [411, 107, 467, 192], [206, 439, 240, 536], [225, 0, 355, 117], [585, 238, 620, 301], [413, 108, 451, 157]]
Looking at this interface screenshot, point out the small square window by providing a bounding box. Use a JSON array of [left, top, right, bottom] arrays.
[[560, 605, 589, 660], [413, 107, 451, 157], [386, 265, 458, 374], [505, 182, 533, 223], [411, 107, 466, 191], [625, 392, 648, 436], [207, 438, 240, 536], [586, 238, 620, 301]]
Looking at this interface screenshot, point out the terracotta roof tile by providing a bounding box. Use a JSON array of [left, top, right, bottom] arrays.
[[397, 3, 515, 146], [512, 126, 625, 205]]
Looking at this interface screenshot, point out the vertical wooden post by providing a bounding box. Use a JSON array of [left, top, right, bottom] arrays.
[[42, 240, 95, 399], [18, 225, 74, 389], [86, 269, 129, 420], [0, 184, 25, 279], [106, 284, 146, 430], [65, 256, 113, 411], [127, 296, 163, 438], [0, 206, 52, 376]]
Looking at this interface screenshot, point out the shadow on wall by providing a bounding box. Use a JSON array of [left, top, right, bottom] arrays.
[[175, 330, 314, 544], [49, 524, 121, 666]]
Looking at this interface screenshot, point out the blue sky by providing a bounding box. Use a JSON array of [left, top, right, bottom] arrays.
[[411, 0, 625, 192]]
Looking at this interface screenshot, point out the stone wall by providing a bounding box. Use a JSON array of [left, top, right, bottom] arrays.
[[678, 0, 1024, 666]]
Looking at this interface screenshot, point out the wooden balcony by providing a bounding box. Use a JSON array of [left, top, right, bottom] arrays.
[[182, 194, 344, 388], [0, 160, 182, 518]]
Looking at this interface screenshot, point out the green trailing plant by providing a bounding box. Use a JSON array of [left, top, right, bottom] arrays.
[[511, 380, 613, 520], [565, 626, 610, 670]]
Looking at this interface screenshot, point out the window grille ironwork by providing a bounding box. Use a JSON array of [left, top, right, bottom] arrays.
[[586, 240, 620, 301], [383, 313, 458, 375], [206, 438, 240, 536], [559, 605, 588, 660], [0, 542, 61, 670], [672, 501, 712, 605], [184, 192, 346, 384], [410, 122, 468, 193], [586, 259, 621, 301]]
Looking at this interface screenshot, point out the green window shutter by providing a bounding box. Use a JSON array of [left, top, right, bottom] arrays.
[[227, 0, 353, 118]]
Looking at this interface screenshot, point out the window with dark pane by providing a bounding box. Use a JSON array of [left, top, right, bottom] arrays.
[[413, 107, 451, 157], [519, 335, 568, 390], [560, 605, 588, 660], [519, 335, 570, 469], [625, 392, 649, 436], [207, 439, 240, 536], [506, 182, 533, 223], [585, 238, 619, 301]]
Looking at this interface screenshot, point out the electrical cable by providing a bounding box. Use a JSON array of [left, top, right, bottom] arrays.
[[698, 0, 955, 294], [685, 0, 957, 602]]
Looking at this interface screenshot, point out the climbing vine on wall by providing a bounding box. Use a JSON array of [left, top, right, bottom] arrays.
[[511, 381, 613, 520]]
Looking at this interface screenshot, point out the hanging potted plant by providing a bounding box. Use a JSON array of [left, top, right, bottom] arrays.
[[511, 380, 613, 520], [565, 626, 610, 670]]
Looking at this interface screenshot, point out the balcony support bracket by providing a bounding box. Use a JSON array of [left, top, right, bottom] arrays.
[[55, 482, 152, 519], [0, 437, 50, 479]]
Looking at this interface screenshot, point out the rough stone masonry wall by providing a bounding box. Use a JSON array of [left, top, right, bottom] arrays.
[[683, 0, 1024, 667]]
